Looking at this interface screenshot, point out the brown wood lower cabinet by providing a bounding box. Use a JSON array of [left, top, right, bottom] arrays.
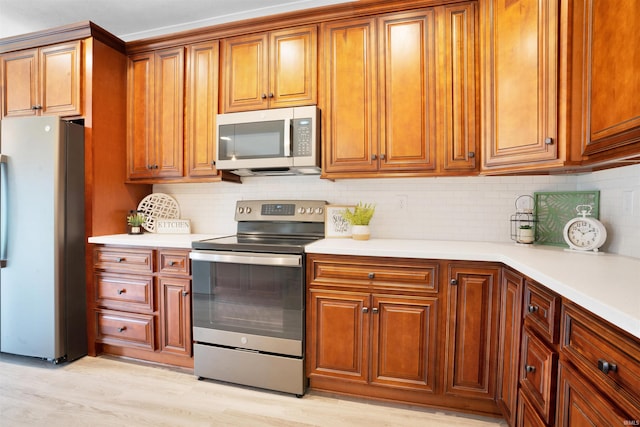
[[307, 289, 438, 392], [306, 254, 501, 416], [91, 245, 193, 368]]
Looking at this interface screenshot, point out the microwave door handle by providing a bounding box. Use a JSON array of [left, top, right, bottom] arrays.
[[284, 120, 292, 157]]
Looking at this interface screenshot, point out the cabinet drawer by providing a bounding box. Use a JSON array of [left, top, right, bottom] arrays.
[[158, 249, 190, 276], [95, 309, 155, 350], [94, 247, 154, 273], [309, 255, 437, 292], [519, 327, 558, 425], [561, 301, 640, 411], [523, 280, 560, 343], [94, 272, 154, 313]]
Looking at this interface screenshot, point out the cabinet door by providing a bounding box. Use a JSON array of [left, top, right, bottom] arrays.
[[445, 264, 500, 401], [321, 18, 378, 174], [221, 33, 268, 112], [307, 289, 369, 383], [154, 47, 184, 178], [159, 277, 192, 356], [520, 327, 557, 425], [556, 362, 631, 427], [481, 0, 559, 169], [269, 26, 317, 109], [442, 2, 478, 172], [496, 269, 523, 425], [39, 41, 81, 116], [127, 52, 155, 179], [186, 41, 219, 178], [573, 0, 640, 158], [1, 48, 38, 118], [370, 295, 438, 392], [378, 10, 437, 172]]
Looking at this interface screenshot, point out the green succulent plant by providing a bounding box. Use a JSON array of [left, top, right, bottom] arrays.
[[127, 212, 146, 227], [342, 202, 376, 226]]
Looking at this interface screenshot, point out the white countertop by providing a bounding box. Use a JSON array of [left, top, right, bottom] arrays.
[[88, 233, 227, 249], [305, 239, 640, 339]]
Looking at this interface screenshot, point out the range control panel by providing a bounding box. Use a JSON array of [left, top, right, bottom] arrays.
[[234, 200, 327, 222]]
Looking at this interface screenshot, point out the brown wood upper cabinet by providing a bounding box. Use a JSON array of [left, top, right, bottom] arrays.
[[569, 0, 640, 164], [185, 41, 219, 178], [127, 47, 185, 180], [321, 4, 478, 178], [221, 26, 317, 113], [1, 41, 81, 118], [480, 0, 561, 172]]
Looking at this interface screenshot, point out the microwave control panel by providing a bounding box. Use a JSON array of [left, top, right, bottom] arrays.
[[292, 118, 313, 157]]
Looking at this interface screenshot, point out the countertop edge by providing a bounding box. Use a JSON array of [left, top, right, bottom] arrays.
[[305, 239, 640, 340]]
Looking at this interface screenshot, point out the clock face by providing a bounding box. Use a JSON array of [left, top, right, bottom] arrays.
[[563, 217, 607, 251], [567, 220, 600, 248]]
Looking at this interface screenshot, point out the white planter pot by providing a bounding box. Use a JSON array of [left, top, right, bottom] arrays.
[[518, 228, 534, 244], [351, 225, 370, 241]]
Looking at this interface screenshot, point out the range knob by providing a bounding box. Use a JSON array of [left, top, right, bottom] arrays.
[[237, 207, 245, 214], [245, 207, 252, 214], [306, 207, 314, 214], [315, 207, 324, 215], [298, 207, 306, 214]]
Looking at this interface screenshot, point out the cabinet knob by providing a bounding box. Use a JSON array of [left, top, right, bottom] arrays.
[[468, 151, 475, 158], [117, 289, 125, 295], [269, 93, 274, 98], [182, 291, 189, 297], [115, 257, 124, 263], [527, 305, 538, 313], [261, 93, 267, 99], [362, 307, 369, 313], [372, 307, 379, 314], [525, 365, 536, 373], [368, 272, 375, 279], [31, 105, 43, 110], [117, 327, 126, 333], [379, 154, 386, 160], [371, 154, 377, 160], [597, 359, 617, 374], [168, 261, 176, 266], [544, 137, 554, 145], [450, 279, 458, 286]]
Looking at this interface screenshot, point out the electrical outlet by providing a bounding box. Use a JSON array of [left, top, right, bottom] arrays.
[[622, 190, 634, 215], [395, 195, 408, 211]]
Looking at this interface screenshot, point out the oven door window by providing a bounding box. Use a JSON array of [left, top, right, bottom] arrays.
[[193, 260, 303, 340], [218, 121, 286, 160]]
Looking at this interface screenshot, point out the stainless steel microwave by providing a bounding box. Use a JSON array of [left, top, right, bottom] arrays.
[[216, 106, 320, 177]]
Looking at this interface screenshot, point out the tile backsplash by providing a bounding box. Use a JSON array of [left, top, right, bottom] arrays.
[[154, 163, 640, 259]]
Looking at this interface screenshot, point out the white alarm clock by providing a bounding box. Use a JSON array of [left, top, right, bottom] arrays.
[[562, 205, 607, 252]]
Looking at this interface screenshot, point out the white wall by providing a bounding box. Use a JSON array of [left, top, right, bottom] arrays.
[[154, 163, 640, 259]]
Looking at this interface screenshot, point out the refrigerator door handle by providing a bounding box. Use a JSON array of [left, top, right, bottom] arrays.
[[1, 154, 7, 268]]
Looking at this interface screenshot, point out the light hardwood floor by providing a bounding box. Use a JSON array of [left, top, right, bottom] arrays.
[[0, 353, 507, 426]]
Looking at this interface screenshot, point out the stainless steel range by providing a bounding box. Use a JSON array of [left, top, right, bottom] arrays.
[[189, 200, 326, 396]]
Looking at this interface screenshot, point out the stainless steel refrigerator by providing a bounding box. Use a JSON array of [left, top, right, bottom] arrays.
[[0, 116, 86, 363]]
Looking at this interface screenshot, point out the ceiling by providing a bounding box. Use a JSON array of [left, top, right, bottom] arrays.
[[0, 0, 355, 42]]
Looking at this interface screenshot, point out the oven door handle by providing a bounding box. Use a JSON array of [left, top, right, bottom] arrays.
[[189, 250, 302, 267]]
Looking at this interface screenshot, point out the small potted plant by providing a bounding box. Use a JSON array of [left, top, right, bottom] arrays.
[[127, 211, 146, 235], [343, 202, 376, 240], [518, 224, 535, 244]]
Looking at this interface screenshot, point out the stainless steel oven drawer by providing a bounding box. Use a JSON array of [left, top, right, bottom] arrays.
[[194, 343, 305, 396]]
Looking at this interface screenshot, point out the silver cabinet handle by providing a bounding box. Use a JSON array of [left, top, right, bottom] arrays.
[[362, 307, 369, 313]]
